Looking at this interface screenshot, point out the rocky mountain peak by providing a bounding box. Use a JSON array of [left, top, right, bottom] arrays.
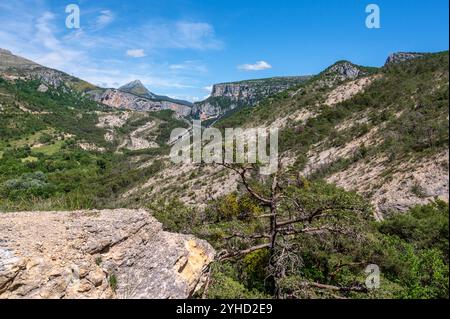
[[119, 80, 155, 98], [385, 52, 424, 66], [325, 61, 362, 79]]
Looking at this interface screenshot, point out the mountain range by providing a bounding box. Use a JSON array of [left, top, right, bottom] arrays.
[[0, 48, 311, 121]]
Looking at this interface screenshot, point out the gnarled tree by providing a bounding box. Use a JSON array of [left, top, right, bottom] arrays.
[[214, 162, 372, 298]]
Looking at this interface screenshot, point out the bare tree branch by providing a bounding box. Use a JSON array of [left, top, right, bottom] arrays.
[[224, 232, 270, 240], [217, 163, 272, 205], [218, 243, 271, 260], [279, 226, 348, 236], [301, 281, 368, 293]]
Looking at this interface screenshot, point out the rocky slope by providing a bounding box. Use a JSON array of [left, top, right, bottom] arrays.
[[317, 61, 374, 86], [0, 48, 39, 71], [0, 209, 215, 299], [192, 76, 311, 119], [0, 48, 95, 92]]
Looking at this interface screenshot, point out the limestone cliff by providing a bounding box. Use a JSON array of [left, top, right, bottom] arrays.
[[192, 76, 311, 119], [385, 52, 424, 66], [92, 89, 192, 117]]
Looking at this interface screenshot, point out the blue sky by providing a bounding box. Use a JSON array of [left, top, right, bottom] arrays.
[[0, 0, 448, 102]]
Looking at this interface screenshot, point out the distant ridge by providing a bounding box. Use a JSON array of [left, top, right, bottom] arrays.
[[119, 80, 193, 107]]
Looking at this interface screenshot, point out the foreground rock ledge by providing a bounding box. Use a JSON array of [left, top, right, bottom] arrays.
[[0, 209, 215, 299]]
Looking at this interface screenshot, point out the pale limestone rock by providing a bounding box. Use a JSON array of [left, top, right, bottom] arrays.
[[0, 209, 215, 299], [93, 89, 192, 117], [385, 52, 424, 66], [192, 76, 310, 119], [37, 84, 48, 93]]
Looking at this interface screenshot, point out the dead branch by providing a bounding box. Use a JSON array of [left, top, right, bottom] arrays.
[[224, 232, 270, 240], [302, 281, 368, 293], [217, 163, 272, 206], [218, 243, 271, 260], [279, 226, 348, 236]]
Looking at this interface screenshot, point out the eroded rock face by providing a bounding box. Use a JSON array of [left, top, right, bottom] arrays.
[[0, 209, 215, 299], [323, 61, 364, 83], [192, 76, 310, 119], [94, 89, 192, 117], [385, 52, 424, 66]]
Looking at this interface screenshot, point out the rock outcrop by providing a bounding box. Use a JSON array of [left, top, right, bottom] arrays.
[[385, 52, 424, 66], [0, 209, 215, 299], [325, 61, 362, 80], [317, 61, 370, 88]]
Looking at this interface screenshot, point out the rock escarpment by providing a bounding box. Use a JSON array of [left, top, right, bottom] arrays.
[[385, 52, 424, 66], [0, 209, 215, 299], [193, 76, 310, 119], [92, 89, 192, 117]]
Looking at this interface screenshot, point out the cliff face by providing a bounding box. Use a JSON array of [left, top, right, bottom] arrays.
[[92, 89, 192, 117], [385, 52, 424, 66], [193, 76, 311, 119], [0, 209, 215, 299]]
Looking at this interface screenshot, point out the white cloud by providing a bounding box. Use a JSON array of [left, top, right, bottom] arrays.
[[201, 86, 213, 99], [238, 60, 272, 71], [170, 64, 186, 70], [126, 49, 146, 58], [94, 10, 114, 30], [169, 61, 208, 73], [33, 12, 85, 70], [168, 95, 202, 102], [0, 4, 217, 102], [141, 21, 223, 50]]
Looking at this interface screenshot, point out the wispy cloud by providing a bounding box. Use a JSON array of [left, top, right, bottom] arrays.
[[141, 21, 223, 50], [238, 60, 272, 71], [202, 85, 213, 92], [169, 60, 208, 73], [94, 10, 114, 30], [168, 94, 202, 102], [0, 2, 223, 101], [33, 11, 85, 70], [126, 49, 146, 58]]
